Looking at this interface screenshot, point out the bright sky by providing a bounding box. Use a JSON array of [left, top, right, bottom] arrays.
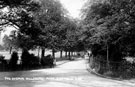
[[59, 0, 87, 19]]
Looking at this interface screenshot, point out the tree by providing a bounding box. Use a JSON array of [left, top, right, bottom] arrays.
[[3, 35, 11, 51], [0, 0, 40, 28], [59, 18, 80, 59], [34, 0, 67, 58], [1, 0, 80, 62], [82, 0, 135, 62], [3, 30, 18, 53], [0, 0, 40, 51]]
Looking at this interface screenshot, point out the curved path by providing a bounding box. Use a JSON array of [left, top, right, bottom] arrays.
[[0, 58, 134, 87]]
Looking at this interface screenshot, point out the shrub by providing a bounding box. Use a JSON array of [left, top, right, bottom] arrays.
[[0, 55, 7, 71], [21, 50, 40, 68], [29, 54, 40, 67], [118, 61, 135, 79], [9, 51, 19, 69], [21, 49, 31, 67], [41, 55, 54, 66], [0, 55, 5, 64]]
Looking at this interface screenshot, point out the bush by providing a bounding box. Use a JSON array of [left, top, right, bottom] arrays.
[[0, 55, 5, 64], [41, 55, 54, 66], [118, 61, 135, 79], [9, 51, 19, 69], [29, 54, 40, 67], [21, 49, 31, 67], [21, 49, 40, 68], [0, 55, 7, 71]]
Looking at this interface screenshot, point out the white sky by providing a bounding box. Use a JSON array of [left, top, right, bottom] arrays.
[[59, 0, 87, 19]]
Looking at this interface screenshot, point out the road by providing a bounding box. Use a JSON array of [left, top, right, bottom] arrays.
[[0, 57, 134, 87]]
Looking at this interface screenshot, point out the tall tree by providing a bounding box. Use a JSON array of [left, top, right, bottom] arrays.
[[0, 0, 40, 50], [34, 0, 67, 58], [3, 30, 18, 53], [82, 0, 135, 62]]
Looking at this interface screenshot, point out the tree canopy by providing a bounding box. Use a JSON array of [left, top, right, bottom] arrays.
[[0, 0, 80, 59], [82, 0, 135, 61]]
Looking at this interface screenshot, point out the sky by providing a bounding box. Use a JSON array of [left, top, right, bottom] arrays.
[[59, 0, 87, 19]]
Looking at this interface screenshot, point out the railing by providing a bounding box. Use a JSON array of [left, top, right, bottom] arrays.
[[89, 56, 135, 79]]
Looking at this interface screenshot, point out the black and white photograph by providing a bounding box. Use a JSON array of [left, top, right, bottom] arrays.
[[0, 0, 134, 87]]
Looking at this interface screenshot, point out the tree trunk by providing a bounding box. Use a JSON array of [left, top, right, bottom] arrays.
[[60, 50, 62, 58], [52, 49, 55, 59], [38, 47, 40, 57], [52, 49, 56, 65], [65, 51, 68, 57], [41, 48, 45, 58], [68, 51, 71, 60], [9, 47, 12, 54]]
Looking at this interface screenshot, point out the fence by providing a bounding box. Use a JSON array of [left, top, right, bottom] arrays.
[[89, 56, 135, 79]]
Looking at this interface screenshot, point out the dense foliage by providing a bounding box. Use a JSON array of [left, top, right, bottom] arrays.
[[0, 0, 81, 68], [82, 0, 135, 61]]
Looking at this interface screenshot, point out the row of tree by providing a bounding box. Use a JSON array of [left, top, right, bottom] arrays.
[[0, 0, 84, 60]]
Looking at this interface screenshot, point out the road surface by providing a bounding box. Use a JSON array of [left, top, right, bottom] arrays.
[[0, 58, 134, 87]]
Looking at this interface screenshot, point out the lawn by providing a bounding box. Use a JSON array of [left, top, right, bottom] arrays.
[[0, 50, 66, 61]]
